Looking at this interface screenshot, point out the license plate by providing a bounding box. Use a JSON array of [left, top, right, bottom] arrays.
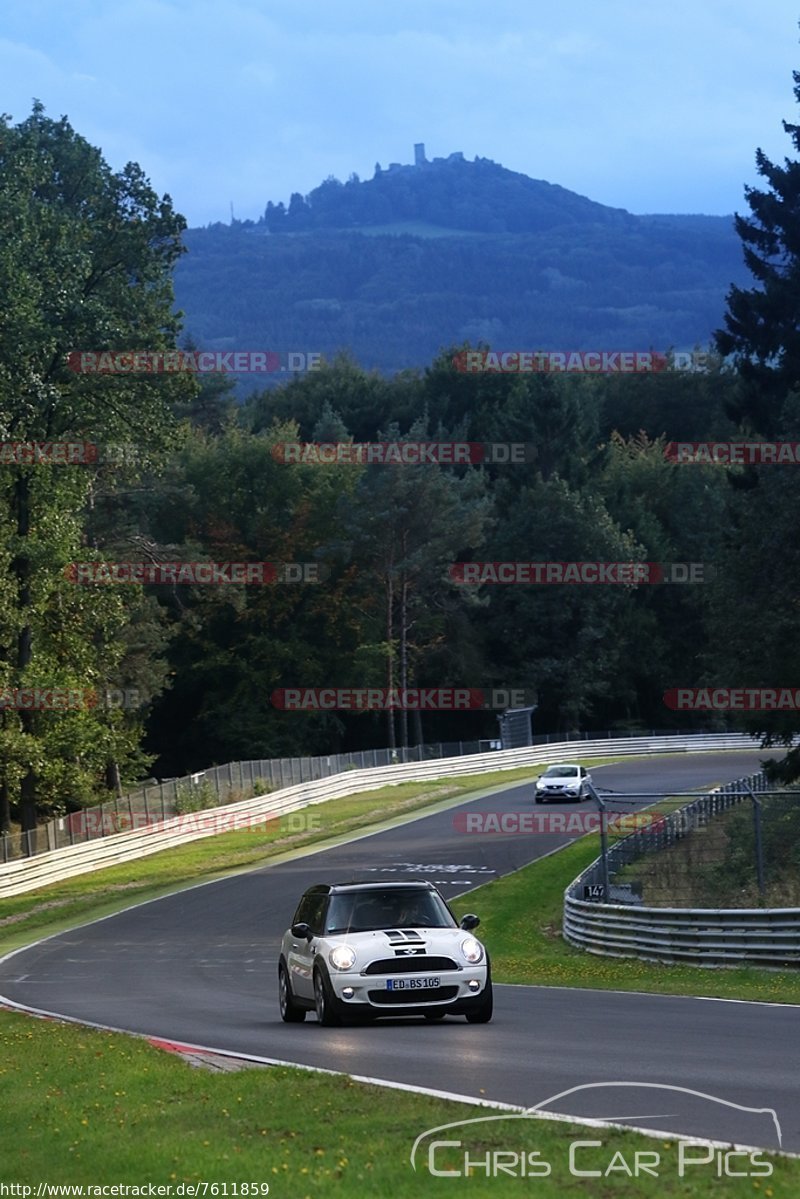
[[386, 976, 441, 990]]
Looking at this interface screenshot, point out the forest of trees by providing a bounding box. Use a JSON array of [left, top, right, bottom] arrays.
[[2, 87, 800, 835]]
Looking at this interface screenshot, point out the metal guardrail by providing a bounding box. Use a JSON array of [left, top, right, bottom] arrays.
[[0, 732, 764, 897], [0, 728, 751, 862], [2, 741, 492, 863], [563, 771, 800, 968]]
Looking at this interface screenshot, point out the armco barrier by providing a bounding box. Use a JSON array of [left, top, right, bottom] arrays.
[[563, 770, 800, 968], [0, 733, 764, 897], [3, 739, 497, 861], [1, 729, 700, 862]]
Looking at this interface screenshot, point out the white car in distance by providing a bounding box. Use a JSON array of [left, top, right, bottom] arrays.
[[278, 880, 492, 1025], [534, 763, 592, 803]]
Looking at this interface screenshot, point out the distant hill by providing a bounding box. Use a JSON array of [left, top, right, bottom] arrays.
[[173, 151, 752, 384], [262, 152, 637, 235]]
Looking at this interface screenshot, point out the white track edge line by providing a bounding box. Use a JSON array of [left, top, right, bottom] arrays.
[[0, 994, 796, 1160]]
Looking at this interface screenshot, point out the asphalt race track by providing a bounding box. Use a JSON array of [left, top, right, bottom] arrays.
[[2, 751, 798, 1152]]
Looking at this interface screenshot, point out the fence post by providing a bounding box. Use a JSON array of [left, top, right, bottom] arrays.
[[586, 782, 610, 899], [745, 784, 766, 896]]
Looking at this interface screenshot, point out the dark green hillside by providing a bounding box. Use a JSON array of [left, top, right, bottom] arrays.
[[175, 203, 750, 381]]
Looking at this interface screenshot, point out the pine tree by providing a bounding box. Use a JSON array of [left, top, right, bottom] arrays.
[[715, 68, 800, 435]]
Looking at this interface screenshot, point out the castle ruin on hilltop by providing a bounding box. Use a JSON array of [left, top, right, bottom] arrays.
[[377, 144, 465, 175]]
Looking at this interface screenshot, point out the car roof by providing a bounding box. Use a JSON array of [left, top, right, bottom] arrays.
[[544, 762, 582, 769], [303, 880, 438, 895]]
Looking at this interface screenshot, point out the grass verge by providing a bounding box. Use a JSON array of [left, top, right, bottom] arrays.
[[0, 1007, 795, 1194], [450, 837, 800, 1004]]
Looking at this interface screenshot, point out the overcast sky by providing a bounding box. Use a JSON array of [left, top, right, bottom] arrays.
[[2, 0, 799, 227]]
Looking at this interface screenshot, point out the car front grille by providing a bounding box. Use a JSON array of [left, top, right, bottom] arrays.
[[367, 986, 459, 1005], [363, 956, 459, 975]]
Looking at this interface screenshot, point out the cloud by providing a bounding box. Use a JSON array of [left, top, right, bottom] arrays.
[[2, 0, 799, 223]]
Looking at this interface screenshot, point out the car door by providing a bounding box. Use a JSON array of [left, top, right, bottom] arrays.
[[287, 891, 327, 1000]]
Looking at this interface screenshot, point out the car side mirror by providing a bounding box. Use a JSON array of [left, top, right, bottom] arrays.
[[460, 913, 480, 930], [291, 922, 313, 940]]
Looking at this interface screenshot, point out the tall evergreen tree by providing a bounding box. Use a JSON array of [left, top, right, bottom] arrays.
[[715, 67, 800, 435], [711, 65, 800, 778]]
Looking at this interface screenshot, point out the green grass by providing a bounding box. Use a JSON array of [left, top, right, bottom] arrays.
[[3, 758, 799, 1192], [0, 1007, 795, 1194], [450, 837, 800, 1004]]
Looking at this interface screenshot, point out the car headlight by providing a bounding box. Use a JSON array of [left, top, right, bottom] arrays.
[[329, 945, 356, 971], [461, 937, 484, 964]]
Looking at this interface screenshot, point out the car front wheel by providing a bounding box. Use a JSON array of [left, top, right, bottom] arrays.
[[314, 965, 343, 1027], [278, 961, 306, 1023]]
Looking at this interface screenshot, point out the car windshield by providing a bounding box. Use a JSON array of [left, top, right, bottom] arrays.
[[325, 888, 457, 933], [544, 766, 579, 778]]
